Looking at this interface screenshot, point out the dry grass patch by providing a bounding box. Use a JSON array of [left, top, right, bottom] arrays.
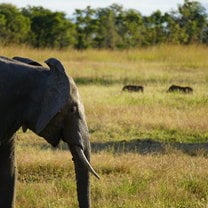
[[15, 139, 208, 208]]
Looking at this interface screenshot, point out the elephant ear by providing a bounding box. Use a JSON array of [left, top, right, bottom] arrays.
[[35, 58, 70, 133], [13, 56, 43, 66]]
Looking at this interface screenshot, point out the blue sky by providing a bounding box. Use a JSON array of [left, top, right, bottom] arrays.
[[0, 0, 208, 16]]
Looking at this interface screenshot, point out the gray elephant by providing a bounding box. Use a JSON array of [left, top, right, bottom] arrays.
[[0, 56, 99, 208]]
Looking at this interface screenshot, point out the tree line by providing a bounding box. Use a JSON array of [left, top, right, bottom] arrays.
[[0, 0, 207, 49]]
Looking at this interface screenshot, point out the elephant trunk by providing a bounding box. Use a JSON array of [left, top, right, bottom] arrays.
[[68, 144, 99, 208]]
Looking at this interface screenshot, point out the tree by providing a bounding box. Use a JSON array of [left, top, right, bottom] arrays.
[[22, 6, 75, 48], [0, 4, 30, 45], [178, 0, 207, 44], [94, 4, 123, 49], [73, 6, 98, 49], [116, 9, 145, 47], [167, 0, 208, 44], [162, 12, 182, 44], [143, 11, 169, 46], [0, 1, 208, 48]]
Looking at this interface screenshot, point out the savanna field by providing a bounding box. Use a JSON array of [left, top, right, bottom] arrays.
[[2, 45, 208, 207]]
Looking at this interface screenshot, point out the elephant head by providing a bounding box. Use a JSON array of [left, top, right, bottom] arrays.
[[0, 56, 99, 208], [38, 58, 99, 207]]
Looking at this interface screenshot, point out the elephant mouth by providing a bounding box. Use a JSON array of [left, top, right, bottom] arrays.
[[75, 146, 100, 179]]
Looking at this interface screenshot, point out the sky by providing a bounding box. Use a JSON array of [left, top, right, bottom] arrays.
[[0, 0, 208, 16]]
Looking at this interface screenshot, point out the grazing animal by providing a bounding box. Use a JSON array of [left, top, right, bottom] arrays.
[[122, 85, 144, 92], [0, 56, 99, 208], [167, 85, 193, 93]]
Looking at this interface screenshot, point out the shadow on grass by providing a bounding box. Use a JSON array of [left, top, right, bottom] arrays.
[[74, 76, 147, 86], [23, 137, 208, 157], [74, 77, 119, 85], [91, 138, 208, 156]]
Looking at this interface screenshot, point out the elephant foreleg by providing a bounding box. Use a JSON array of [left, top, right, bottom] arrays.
[[0, 137, 16, 208]]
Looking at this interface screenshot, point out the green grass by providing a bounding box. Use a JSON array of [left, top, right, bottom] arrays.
[[2, 45, 208, 207], [79, 84, 208, 143]]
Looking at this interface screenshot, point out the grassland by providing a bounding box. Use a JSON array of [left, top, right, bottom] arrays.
[[1, 45, 208, 207]]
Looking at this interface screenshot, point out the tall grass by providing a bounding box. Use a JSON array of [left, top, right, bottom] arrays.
[[16, 140, 208, 208], [1, 45, 208, 207]]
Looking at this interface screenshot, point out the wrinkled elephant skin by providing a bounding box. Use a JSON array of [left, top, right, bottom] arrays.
[[0, 56, 99, 208]]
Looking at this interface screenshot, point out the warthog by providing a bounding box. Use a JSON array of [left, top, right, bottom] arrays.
[[122, 85, 144, 92], [167, 85, 193, 93]]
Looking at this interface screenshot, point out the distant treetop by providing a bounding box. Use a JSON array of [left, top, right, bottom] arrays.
[[0, 0, 207, 49]]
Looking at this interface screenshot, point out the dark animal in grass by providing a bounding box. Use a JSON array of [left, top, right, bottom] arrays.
[[167, 85, 193, 93], [122, 85, 144, 92], [0, 56, 99, 208]]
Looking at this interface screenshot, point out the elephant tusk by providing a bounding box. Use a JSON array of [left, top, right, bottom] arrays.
[[75, 146, 100, 179]]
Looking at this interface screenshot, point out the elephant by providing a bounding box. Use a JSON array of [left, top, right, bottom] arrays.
[[122, 85, 144, 92], [167, 85, 193, 93], [0, 56, 99, 208]]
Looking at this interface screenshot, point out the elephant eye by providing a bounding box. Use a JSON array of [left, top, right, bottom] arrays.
[[70, 105, 77, 114]]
